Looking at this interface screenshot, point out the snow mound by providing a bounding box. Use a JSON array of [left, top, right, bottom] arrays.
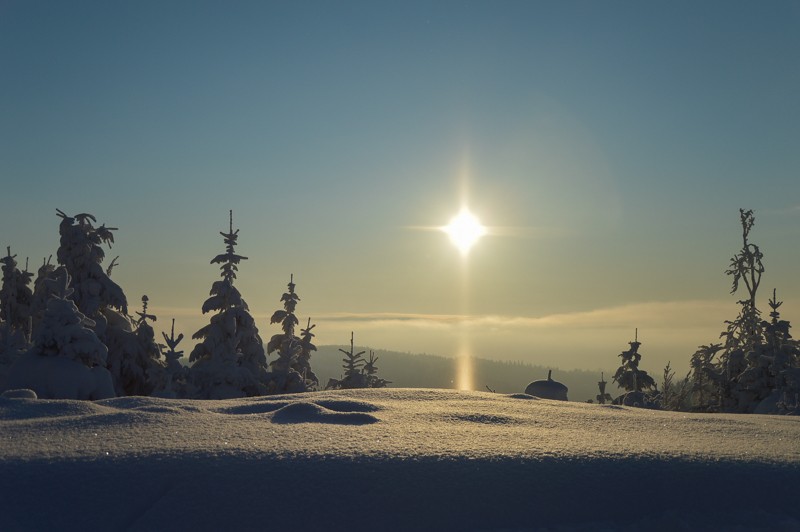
[[443, 413, 521, 425], [312, 398, 381, 413], [1, 388, 37, 399], [0, 396, 112, 421], [211, 400, 291, 416], [270, 401, 379, 425], [1, 388, 799, 531], [507, 393, 538, 400]]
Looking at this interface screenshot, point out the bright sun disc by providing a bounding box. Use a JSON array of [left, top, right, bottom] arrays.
[[442, 209, 487, 255]]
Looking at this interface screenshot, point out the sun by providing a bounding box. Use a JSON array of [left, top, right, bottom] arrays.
[[442, 208, 487, 255]]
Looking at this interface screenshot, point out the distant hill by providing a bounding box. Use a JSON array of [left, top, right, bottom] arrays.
[[313, 345, 613, 402]]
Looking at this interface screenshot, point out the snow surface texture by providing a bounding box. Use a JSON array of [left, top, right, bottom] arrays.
[[1, 388, 799, 531]]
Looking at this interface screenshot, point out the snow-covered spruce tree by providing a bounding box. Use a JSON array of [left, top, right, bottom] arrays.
[[714, 208, 767, 411], [29, 257, 57, 333], [658, 361, 692, 411], [741, 289, 800, 413], [1, 247, 34, 342], [297, 317, 319, 389], [326, 332, 366, 390], [762, 291, 800, 412], [110, 295, 165, 397], [690, 209, 800, 413], [326, 333, 389, 389], [0, 248, 34, 386], [689, 343, 723, 411], [189, 211, 266, 399], [266, 275, 317, 393], [612, 330, 656, 407], [595, 372, 612, 405], [55, 210, 127, 324], [363, 350, 390, 388], [5, 269, 115, 399], [53, 210, 158, 396], [152, 318, 190, 398]]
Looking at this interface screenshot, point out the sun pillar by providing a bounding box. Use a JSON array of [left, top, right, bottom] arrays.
[[446, 164, 482, 392], [455, 254, 473, 391]]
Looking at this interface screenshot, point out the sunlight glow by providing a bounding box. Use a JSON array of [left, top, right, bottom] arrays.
[[442, 209, 487, 255], [456, 348, 474, 391]]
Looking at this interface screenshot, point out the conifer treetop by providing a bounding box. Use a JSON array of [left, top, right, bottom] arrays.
[[54, 209, 127, 315], [270, 274, 300, 338], [300, 317, 316, 350], [162, 318, 185, 354], [136, 295, 157, 326], [726, 208, 764, 303], [210, 210, 248, 284], [1, 247, 18, 275], [339, 331, 366, 378], [1, 246, 34, 331]]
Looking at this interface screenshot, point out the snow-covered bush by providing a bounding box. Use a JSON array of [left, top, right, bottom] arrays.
[[5, 269, 114, 400], [189, 212, 266, 399], [689, 343, 723, 411], [657, 362, 692, 411]]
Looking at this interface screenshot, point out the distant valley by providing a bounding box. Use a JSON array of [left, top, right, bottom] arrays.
[[313, 345, 612, 402]]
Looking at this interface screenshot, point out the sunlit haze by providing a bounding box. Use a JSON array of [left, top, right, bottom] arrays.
[[1, 1, 799, 378]]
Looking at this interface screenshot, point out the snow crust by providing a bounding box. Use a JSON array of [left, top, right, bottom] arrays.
[[1, 388, 799, 531]]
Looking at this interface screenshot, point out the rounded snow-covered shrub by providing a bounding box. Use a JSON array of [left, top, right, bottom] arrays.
[[615, 391, 659, 409], [8, 270, 116, 400], [524, 370, 568, 401]]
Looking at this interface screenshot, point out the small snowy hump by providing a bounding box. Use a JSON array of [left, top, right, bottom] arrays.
[[1, 389, 38, 399], [271, 401, 379, 425], [0, 397, 109, 421], [507, 393, 538, 400], [313, 399, 380, 413], [445, 413, 520, 425], [213, 401, 291, 416]]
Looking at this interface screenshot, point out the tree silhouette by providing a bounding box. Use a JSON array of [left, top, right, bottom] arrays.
[[692, 209, 799, 412], [266, 274, 315, 393], [0, 246, 33, 343], [189, 211, 266, 398], [596, 372, 612, 404], [326, 333, 389, 389], [612, 329, 655, 393]]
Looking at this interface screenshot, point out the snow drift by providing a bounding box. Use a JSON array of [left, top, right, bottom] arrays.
[[1, 388, 799, 531]]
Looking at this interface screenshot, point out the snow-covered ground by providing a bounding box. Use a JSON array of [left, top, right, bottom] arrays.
[[1, 388, 799, 531]]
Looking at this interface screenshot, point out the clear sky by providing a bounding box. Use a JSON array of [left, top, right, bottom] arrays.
[[2, 1, 799, 377]]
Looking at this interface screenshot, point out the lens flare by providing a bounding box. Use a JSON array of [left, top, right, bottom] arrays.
[[442, 209, 487, 255]]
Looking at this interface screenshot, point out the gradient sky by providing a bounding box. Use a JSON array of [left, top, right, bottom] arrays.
[[2, 1, 799, 378]]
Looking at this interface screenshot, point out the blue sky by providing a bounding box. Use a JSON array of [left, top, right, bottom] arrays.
[[1, 1, 799, 374]]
